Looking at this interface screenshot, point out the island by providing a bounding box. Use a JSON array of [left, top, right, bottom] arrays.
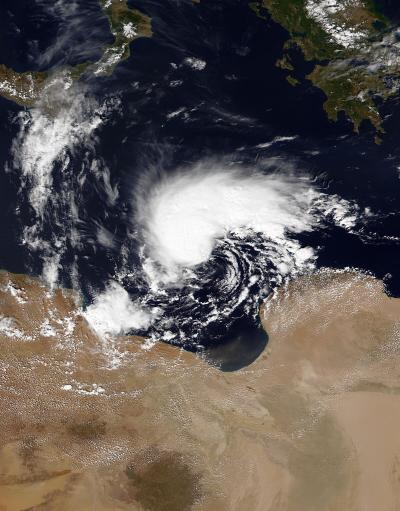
[[0, 65, 48, 108], [251, 0, 397, 139], [0, 0, 152, 107]]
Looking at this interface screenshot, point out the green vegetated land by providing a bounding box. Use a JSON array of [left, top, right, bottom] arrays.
[[0, 0, 152, 107], [252, 0, 397, 140]]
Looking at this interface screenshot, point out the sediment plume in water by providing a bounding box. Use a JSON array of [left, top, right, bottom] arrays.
[[0, 269, 400, 510]]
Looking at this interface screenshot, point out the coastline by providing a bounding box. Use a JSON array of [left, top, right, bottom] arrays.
[[0, 0, 152, 108], [0, 269, 400, 509]]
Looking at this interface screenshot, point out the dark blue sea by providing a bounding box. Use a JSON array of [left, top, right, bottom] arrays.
[[1, 0, 400, 364]]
